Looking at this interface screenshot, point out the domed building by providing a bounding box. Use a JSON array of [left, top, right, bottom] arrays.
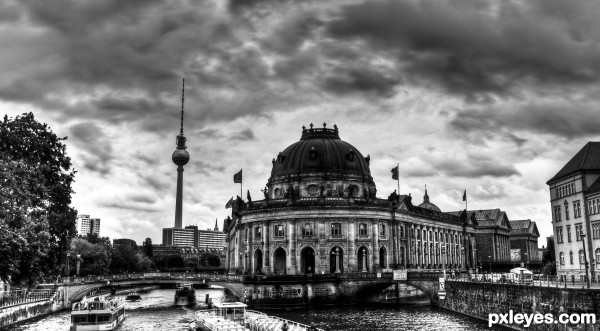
[[225, 123, 478, 275]]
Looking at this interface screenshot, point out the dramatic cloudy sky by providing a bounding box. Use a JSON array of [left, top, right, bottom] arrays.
[[2, 0, 599, 245]]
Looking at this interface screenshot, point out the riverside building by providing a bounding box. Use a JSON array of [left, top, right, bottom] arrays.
[[224, 124, 479, 275]]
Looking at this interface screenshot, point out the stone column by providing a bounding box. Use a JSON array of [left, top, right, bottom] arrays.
[[288, 219, 297, 275], [373, 220, 379, 270], [264, 221, 270, 274], [405, 223, 412, 268], [348, 219, 356, 272]]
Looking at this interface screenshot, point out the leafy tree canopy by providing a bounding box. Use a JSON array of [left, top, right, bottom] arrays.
[[1, 113, 76, 284]]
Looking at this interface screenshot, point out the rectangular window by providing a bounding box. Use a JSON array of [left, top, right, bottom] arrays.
[[567, 225, 571, 242], [302, 223, 313, 236], [559, 252, 564, 265], [575, 224, 583, 241], [593, 223, 600, 239], [274, 224, 284, 237], [331, 223, 342, 236], [554, 206, 562, 222], [358, 223, 368, 236], [556, 227, 563, 243], [379, 223, 386, 237], [574, 201, 581, 218], [254, 226, 262, 239]]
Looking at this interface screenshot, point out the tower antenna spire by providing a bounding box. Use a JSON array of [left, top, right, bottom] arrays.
[[180, 78, 185, 135]]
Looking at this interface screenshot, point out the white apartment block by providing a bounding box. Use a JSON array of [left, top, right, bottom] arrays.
[[547, 142, 600, 283]]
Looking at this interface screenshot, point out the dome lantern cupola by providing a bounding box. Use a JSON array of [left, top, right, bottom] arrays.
[[418, 185, 442, 212], [267, 123, 376, 199]]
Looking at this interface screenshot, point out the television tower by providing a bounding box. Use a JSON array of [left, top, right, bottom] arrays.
[[172, 78, 190, 228]]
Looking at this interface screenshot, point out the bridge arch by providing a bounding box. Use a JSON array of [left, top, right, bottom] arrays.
[[350, 281, 435, 304]]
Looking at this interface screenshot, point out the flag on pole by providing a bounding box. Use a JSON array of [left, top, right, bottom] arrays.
[[462, 189, 467, 201], [391, 165, 399, 180], [233, 169, 243, 183], [225, 197, 233, 209]]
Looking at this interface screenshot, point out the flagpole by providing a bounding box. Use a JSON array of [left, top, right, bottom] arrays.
[[397, 163, 400, 194]]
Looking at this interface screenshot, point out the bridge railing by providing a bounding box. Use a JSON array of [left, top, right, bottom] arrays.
[[60, 272, 244, 285], [0, 287, 56, 309]]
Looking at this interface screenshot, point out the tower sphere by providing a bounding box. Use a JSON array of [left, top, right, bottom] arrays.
[[172, 149, 190, 166]]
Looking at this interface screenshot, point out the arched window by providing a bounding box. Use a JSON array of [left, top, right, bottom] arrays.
[[596, 249, 600, 265], [579, 250, 585, 264], [559, 252, 565, 265], [569, 251, 574, 264]]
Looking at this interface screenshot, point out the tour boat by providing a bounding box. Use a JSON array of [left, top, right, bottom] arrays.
[[188, 302, 322, 331], [125, 292, 142, 301], [175, 285, 196, 306], [70, 297, 125, 331]]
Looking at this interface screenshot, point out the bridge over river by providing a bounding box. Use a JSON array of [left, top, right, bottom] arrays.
[[60, 271, 443, 308]]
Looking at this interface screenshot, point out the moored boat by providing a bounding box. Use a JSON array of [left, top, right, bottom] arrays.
[[70, 296, 125, 331], [188, 302, 324, 331], [125, 292, 142, 301], [175, 284, 196, 306]]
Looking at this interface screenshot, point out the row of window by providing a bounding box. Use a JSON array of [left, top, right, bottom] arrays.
[[555, 224, 585, 243], [554, 200, 582, 222], [588, 198, 600, 215], [556, 182, 575, 198], [558, 249, 600, 265], [250, 222, 387, 239], [248, 223, 461, 242]]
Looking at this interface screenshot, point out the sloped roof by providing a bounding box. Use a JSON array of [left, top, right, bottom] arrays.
[[586, 177, 600, 195], [510, 219, 540, 237], [446, 209, 511, 229], [547, 142, 600, 184]]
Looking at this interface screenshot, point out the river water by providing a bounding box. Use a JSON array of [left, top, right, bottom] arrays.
[[5, 289, 503, 330]]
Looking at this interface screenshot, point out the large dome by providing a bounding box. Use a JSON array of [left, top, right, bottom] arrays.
[[267, 123, 375, 199]]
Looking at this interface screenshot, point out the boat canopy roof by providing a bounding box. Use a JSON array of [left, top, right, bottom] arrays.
[[509, 267, 533, 274], [213, 302, 247, 309]]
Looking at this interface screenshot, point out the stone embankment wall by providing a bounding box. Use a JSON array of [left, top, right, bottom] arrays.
[[440, 281, 600, 330], [0, 299, 62, 328]]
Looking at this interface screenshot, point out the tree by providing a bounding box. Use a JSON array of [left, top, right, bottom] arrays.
[[0, 113, 77, 283], [0, 157, 52, 285], [143, 238, 153, 258], [542, 237, 556, 276], [69, 238, 111, 276]]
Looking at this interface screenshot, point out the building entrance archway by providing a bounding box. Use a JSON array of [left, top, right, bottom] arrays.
[[379, 246, 387, 269], [300, 247, 316, 274], [329, 246, 344, 273], [274, 247, 286, 275], [358, 246, 369, 272], [254, 249, 263, 274]]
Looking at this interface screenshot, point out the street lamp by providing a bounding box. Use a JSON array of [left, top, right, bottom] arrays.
[[76, 254, 81, 276], [66, 253, 71, 279], [488, 255, 492, 275], [580, 234, 590, 289]]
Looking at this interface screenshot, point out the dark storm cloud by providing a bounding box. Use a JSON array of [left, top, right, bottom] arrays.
[[229, 128, 255, 141], [322, 65, 400, 98], [450, 100, 600, 139], [403, 154, 520, 178], [69, 122, 113, 174], [328, 0, 600, 100]]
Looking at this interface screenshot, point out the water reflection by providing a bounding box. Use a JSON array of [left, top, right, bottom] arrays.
[[6, 288, 502, 331]]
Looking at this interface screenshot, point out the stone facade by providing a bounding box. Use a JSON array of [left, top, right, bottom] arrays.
[[224, 124, 478, 275]]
